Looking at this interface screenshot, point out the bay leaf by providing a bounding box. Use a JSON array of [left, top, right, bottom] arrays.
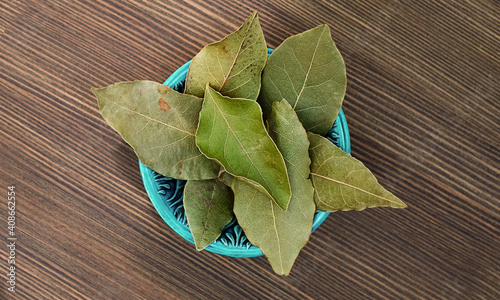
[[184, 12, 267, 100], [259, 25, 347, 135], [267, 101, 315, 219], [183, 179, 234, 250], [94, 80, 221, 180], [308, 132, 407, 211], [196, 85, 291, 210], [232, 100, 315, 275]]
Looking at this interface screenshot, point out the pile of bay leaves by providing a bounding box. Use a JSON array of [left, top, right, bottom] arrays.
[[94, 12, 406, 276]]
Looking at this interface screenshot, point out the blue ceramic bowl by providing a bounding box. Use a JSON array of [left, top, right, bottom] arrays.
[[139, 49, 351, 257]]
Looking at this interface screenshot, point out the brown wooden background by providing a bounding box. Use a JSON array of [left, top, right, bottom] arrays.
[[1, 0, 499, 299]]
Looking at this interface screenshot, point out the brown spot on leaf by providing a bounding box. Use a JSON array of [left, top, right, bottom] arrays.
[[313, 121, 317, 124], [178, 172, 182, 175], [179, 164, 183, 169], [157, 85, 171, 94], [159, 98, 171, 112], [323, 119, 326, 122]]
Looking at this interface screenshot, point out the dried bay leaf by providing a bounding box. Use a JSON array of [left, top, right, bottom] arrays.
[[184, 12, 267, 100], [184, 179, 234, 250], [196, 86, 291, 210], [259, 25, 346, 135], [232, 100, 315, 275], [308, 132, 407, 211], [94, 80, 221, 180], [267, 101, 315, 218], [231, 181, 306, 275]]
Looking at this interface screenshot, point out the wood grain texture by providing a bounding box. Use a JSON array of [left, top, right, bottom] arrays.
[[0, 0, 498, 299]]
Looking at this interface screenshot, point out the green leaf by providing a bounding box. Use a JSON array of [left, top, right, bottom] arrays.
[[231, 180, 314, 276], [267, 101, 315, 220], [308, 132, 407, 211], [196, 85, 291, 210], [231, 100, 315, 275], [94, 80, 221, 180], [183, 179, 234, 250], [259, 25, 347, 135], [184, 12, 267, 100]]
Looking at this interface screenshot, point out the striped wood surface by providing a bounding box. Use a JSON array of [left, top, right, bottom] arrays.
[[0, 0, 499, 299]]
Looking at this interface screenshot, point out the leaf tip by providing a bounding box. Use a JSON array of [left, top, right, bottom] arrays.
[[270, 263, 291, 276], [195, 245, 207, 251], [387, 192, 407, 209], [245, 11, 259, 22], [393, 199, 408, 209], [92, 86, 107, 110], [91, 86, 102, 97]]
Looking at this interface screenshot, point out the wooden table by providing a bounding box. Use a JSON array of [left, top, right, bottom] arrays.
[[1, 1, 498, 299]]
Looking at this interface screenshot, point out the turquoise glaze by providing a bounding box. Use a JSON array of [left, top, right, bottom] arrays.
[[139, 49, 351, 257]]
